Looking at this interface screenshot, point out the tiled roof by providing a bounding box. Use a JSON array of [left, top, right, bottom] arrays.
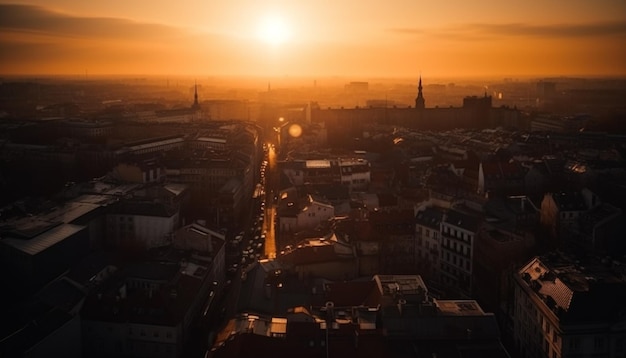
[[518, 255, 626, 322]]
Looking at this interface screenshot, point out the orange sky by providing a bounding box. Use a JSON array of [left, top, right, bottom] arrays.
[[1, 0, 625, 78]]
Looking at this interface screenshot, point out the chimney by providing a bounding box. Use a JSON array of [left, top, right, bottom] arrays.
[[397, 298, 406, 316], [325, 301, 335, 323], [265, 283, 272, 299]]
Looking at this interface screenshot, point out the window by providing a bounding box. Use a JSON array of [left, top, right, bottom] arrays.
[[594, 337, 605, 351], [569, 337, 580, 352]]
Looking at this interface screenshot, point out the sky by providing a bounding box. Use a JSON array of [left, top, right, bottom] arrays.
[[1, 0, 625, 78]]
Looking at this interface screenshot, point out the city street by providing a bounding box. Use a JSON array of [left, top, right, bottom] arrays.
[[263, 143, 278, 259]]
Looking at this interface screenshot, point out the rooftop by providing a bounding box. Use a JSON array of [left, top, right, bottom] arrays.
[[415, 206, 444, 229], [518, 253, 626, 322], [1, 223, 85, 256], [443, 209, 482, 232]]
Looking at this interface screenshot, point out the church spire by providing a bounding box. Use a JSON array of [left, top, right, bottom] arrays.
[[192, 81, 200, 110], [415, 75, 425, 110]]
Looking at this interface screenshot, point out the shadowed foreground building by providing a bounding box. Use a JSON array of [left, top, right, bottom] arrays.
[[512, 253, 626, 358], [210, 273, 510, 358]]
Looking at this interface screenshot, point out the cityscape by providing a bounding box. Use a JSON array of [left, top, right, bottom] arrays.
[[1, 1, 626, 358]]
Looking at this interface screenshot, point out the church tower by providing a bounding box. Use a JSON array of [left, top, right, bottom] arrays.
[[415, 76, 425, 110], [191, 81, 200, 110]]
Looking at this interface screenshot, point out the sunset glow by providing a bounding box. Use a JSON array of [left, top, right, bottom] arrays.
[[257, 13, 291, 46], [0, 0, 625, 77]]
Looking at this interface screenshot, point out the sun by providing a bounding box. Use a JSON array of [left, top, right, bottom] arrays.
[[257, 14, 291, 46]]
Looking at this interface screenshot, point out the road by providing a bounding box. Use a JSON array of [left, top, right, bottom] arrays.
[[263, 143, 278, 259]]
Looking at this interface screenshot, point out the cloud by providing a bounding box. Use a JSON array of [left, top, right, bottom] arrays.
[[0, 4, 244, 74], [389, 20, 626, 40], [0, 4, 186, 40], [462, 21, 626, 37]]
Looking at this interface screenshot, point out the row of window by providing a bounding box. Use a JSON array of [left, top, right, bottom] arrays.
[[442, 225, 473, 243]]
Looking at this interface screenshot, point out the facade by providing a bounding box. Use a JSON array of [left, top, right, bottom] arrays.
[[106, 201, 180, 251], [282, 157, 371, 192], [278, 195, 334, 233], [415, 206, 444, 280], [512, 254, 626, 358], [439, 208, 481, 297]]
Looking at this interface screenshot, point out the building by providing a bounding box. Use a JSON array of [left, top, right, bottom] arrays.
[[478, 160, 526, 196], [540, 191, 589, 244], [278, 194, 334, 233], [512, 253, 626, 358], [415, 206, 444, 280], [279, 233, 357, 280], [106, 199, 180, 251], [0, 198, 106, 294], [439, 208, 482, 297], [81, 251, 222, 358], [311, 78, 520, 146], [282, 157, 371, 192]]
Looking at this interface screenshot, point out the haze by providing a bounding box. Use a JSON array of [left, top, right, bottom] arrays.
[[1, 0, 625, 77]]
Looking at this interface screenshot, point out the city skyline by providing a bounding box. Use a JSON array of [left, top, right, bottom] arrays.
[[1, 0, 626, 78]]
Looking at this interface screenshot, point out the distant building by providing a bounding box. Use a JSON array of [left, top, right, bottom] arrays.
[[312, 78, 519, 146], [530, 114, 590, 133]]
